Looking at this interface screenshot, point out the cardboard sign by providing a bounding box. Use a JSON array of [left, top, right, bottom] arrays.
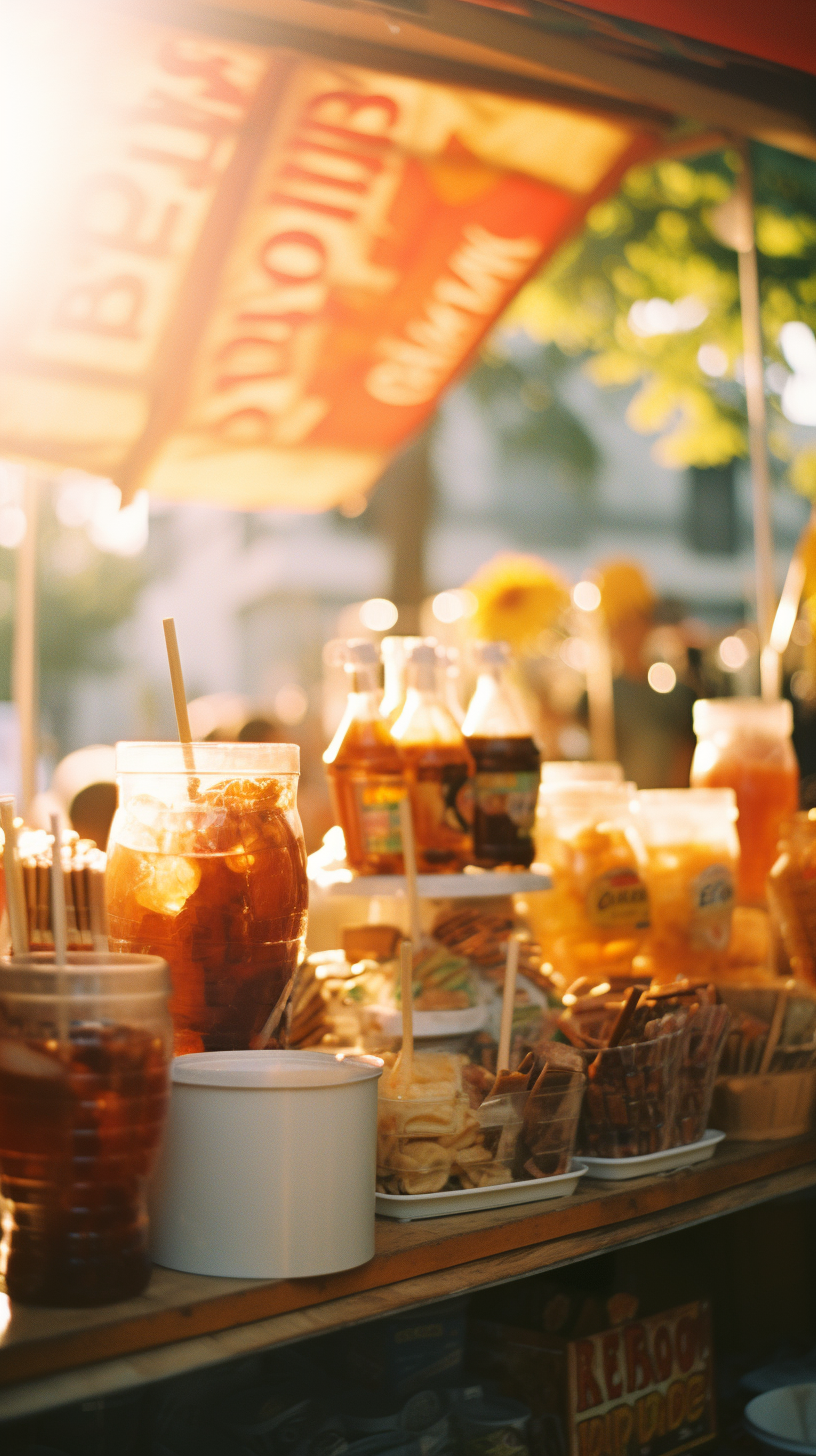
[[567, 1302, 715, 1456], [468, 1302, 715, 1456]]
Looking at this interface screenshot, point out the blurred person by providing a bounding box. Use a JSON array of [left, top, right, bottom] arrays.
[[590, 560, 696, 789], [32, 744, 117, 848]]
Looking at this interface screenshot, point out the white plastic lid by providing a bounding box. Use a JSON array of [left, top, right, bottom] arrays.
[[474, 641, 510, 666], [635, 787, 738, 839], [345, 638, 380, 667], [693, 696, 793, 738], [542, 761, 624, 784], [116, 741, 299, 774], [171, 1049, 383, 1088]]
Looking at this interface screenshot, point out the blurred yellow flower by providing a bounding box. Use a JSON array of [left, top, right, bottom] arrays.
[[592, 558, 655, 628], [465, 553, 570, 650]]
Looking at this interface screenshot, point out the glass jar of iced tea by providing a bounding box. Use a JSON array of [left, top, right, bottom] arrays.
[[0, 950, 171, 1306], [691, 698, 799, 906], [634, 788, 739, 985], [106, 742, 308, 1056]]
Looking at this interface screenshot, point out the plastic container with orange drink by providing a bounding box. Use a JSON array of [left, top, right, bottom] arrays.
[[634, 787, 739, 985], [691, 698, 798, 906]]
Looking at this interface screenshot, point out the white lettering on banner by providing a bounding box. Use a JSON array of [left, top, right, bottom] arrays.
[[364, 225, 542, 406], [37, 36, 264, 372], [196, 88, 402, 443]]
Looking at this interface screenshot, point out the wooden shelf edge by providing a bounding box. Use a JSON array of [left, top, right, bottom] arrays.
[[3, 1155, 816, 1421]]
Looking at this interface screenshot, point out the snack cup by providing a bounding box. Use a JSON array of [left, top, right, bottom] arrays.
[[675, 1003, 731, 1144], [516, 1080, 585, 1179], [377, 1093, 482, 1193], [578, 1027, 684, 1158]]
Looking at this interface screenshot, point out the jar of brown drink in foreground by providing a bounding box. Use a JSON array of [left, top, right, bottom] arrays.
[[323, 639, 404, 876], [463, 641, 540, 868], [391, 641, 474, 872], [0, 951, 171, 1306], [691, 698, 798, 905], [106, 741, 307, 1056]]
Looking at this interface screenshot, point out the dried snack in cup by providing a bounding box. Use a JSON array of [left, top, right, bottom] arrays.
[[673, 1002, 731, 1144], [578, 1027, 684, 1157], [515, 1045, 585, 1178]]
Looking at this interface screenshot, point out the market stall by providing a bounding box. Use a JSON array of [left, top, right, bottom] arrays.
[[2, 0, 816, 1439]]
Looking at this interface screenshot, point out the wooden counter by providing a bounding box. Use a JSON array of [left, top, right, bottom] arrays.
[[1, 1136, 815, 1421]]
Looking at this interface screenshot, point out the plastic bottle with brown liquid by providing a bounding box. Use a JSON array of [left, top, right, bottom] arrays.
[[462, 641, 541, 868], [391, 642, 474, 872], [323, 639, 404, 874]]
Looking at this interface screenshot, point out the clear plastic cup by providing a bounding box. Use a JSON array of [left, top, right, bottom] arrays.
[[0, 950, 171, 1305], [106, 741, 308, 1056], [578, 1026, 685, 1158]]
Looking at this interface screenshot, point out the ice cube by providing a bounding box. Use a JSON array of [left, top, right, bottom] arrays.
[[134, 855, 202, 917], [0, 1039, 64, 1079]]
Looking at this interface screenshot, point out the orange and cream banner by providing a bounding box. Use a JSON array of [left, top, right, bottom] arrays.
[[0, 6, 660, 510]]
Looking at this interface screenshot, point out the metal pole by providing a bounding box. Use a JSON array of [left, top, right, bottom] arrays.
[[735, 143, 779, 699], [13, 474, 38, 819]]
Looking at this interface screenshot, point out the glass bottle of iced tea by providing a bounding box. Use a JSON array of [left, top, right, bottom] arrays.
[[391, 642, 474, 872], [106, 742, 308, 1057], [462, 641, 541, 868], [691, 697, 799, 906], [323, 639, 405, 876]]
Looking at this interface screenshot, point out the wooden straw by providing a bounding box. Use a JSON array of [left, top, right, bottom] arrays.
[[395, 937, 414, 1090], [49, 814, 70, 1044], [0, 798, 27, 956], [88, 867, 108, 953], [398, 796, 422, 948], [760, 988, 788, 1074], [497, 933, 520, 1074], [162, 617, 197, 778]]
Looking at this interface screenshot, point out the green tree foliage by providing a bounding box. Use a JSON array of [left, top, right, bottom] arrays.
[[0, 485, 146, 701], [465, 340, 602, 489], [503, 143, 816, 492]]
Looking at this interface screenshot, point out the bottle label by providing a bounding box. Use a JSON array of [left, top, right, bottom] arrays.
[[474, 771, 538, 831], [689, 862, 735, 949], [415, 763, 473, 834], [586, 867, 650, 929], [354, 780, 403, 855]]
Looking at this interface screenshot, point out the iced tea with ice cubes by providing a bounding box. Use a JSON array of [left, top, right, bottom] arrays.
[[106, 743, 308, 1055], [0, 952, 171, 1305]]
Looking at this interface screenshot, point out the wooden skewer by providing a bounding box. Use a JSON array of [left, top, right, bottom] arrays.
[[759, 988, 788, 1074], [394, 937, 414, 1090], [0, 799, 27, 955], [49, 815, 70, 1045], [496, 933, 520, 1075], [398, 796, 422, 949]]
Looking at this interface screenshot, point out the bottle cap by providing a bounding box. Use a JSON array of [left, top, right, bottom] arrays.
[[344, 639, 380, 669], [474, 641, 510, 666]]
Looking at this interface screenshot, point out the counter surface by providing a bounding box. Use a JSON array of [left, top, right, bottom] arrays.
[[1, 1135, 814, 1419]]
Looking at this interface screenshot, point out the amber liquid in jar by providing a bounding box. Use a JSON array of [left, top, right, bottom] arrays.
[[694, 759, 798, 905], [0, 1022, 168, 1306], [107, 777, 307, 1056]]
